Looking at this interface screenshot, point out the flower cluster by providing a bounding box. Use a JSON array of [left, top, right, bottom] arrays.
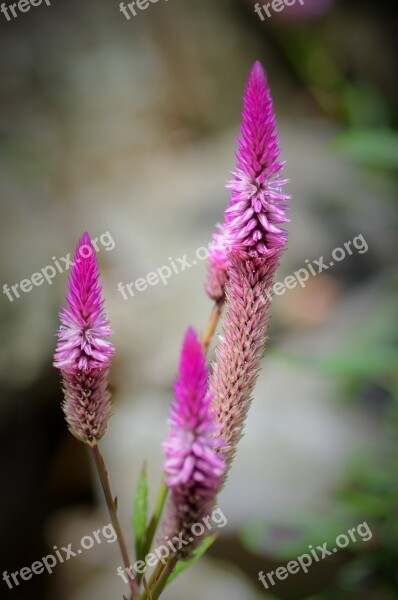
[[53, 59, 290, 594]]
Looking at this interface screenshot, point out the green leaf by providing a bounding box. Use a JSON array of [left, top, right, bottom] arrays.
[[132, 463, 148, 561], [167, 534, 218, 585]]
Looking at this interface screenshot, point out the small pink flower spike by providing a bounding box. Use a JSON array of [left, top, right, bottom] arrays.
[[206, 60, 289, 299], [54, 232, 114, 445], [163, 327, 225, 556], [205, 226, 230, 301]]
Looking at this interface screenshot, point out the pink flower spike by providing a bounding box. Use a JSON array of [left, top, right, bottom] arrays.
[[224, 61, 290, 257], [54, 232, 114, 446], [205, 61, 290, 300], [162, 328, 225, 557], [205, 227, 230, 301], [163, 327, 224, 489]]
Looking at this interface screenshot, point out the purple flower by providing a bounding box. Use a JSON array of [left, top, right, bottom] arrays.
[[163, 328, 225, 556], [206, 61, 289, 299], [54, 232, 114, 445], [224, 61, 289, 257]]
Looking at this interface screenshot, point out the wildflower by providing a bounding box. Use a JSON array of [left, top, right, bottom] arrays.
[[54, 232, 114, 445], [163, 328, 225, 556], [206, 60, 289, 299], [210, 61, 290, 471]]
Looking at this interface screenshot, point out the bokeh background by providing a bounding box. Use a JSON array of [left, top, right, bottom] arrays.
[[0, 0, 397, 598]]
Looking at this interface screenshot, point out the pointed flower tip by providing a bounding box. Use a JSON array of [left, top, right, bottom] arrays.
[[250, 60, 266, 81], [75, 231, 95, 261], [183, 326, 197, 348], [80, 230, 91, 244], [177, 327, 197, 370], [175, 326, 208, 402], [246, 60, 268, 98], [54, 231, 114, 372]]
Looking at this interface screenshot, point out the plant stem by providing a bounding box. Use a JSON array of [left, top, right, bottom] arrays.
[[142, 577, 153, 600], [151, 555, 178, 600], [91, 444, 139, 598], [202, 299, 224, 354], [139, 561, 165, 600]]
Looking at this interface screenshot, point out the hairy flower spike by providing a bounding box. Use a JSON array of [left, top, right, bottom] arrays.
[[54, 232, 114, 445], [210, 252, 278, 472], [206, 60, 289, 299], [163, 328, 225, 557]]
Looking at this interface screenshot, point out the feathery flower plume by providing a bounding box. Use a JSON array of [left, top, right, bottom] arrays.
[[54, 232, 114, 445], [210, 61, 290, 473], [163, 327, 225, 557], [206, 60, 289, 299]]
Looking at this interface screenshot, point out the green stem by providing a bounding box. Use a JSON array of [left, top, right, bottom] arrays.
[[142, 577, 153, 600], [139, 561, 165, 600], [151, 555, 178, 600], [91, 444, 139, 598], [137, 479, 169, 585]]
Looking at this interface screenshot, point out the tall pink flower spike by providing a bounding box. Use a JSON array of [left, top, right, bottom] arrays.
[[54, 232, 114, 445], [163, 327, 225, 557], [206, 60, 289, 300], [210, 61, 290, 473]]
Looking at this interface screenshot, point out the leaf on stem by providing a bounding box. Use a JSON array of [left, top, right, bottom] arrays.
[[132, 462, 148, 561], [167, 534, 218, 585]]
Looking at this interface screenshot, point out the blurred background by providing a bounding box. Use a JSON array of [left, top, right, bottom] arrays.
[[0, 0, 397, 598]]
